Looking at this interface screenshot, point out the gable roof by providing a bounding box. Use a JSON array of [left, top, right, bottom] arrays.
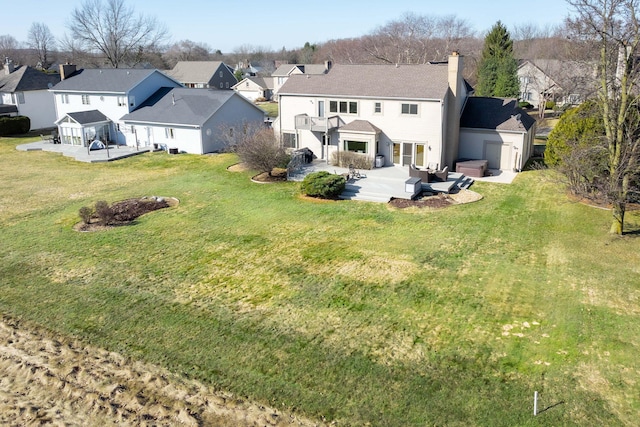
[[57, 110, 109, 125], [51, 68, 167, 93], [460, 97, 536, 132], [232, 76, 273, 90], [166, 61, 230, 84], [121, 87, 261, 126], [339, 120, 382, 134], [0, 66, 60, 92], [279, 63, 451, 100], [272, 63, 328, 77]]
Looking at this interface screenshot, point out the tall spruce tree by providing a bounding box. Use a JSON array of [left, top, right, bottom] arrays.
[[477, 21, 520, 97]]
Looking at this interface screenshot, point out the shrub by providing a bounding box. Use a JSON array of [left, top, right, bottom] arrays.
[[519, 101, 533, 109], [331, 151, 372, 169], [95, 200, 114, 225], [545, 100, 556, 110], [233, 125, 290, 175], [78, 206, 94, 224], [301, 171, 346, 199], [0, 116, 30, 136]]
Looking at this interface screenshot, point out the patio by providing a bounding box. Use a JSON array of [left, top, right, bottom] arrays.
[[288, 160, 515, 203], [16, 141, 153, 163]]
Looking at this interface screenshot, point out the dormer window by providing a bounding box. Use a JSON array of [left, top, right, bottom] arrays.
[[81, 94, 90, 105]]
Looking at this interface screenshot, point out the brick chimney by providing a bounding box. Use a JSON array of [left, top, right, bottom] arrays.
[[59, 63, 77, 80], [444, 51, 464, 169]]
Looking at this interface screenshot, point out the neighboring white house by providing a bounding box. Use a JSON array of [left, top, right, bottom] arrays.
[[121, 88, 266, 154], [459, 97, 536, 172], [0, 60, 60, 130], [232, 76, 274, 101], [275, 53, 535, 173], [517, 59, 596, 108], [272, 62, 331, 97], [166, 61, 237, 89], [50, 65, 182, 147]]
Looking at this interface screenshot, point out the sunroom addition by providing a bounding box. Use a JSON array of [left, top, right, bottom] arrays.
[[55, 110, 112, 146]]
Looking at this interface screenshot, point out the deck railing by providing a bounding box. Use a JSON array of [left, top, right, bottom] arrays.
[[295, 114, 341, 132]]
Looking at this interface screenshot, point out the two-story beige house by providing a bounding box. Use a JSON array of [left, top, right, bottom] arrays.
[[275, 52, 536, 173]]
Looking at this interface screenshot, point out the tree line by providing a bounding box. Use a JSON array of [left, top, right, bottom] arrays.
[[2, 0, 585, 75]]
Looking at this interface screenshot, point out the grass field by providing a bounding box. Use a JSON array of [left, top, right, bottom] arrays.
[[1, 135, 639, 426]]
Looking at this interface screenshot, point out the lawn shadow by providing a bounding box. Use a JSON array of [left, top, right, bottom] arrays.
[[537, 400, 565, 415]]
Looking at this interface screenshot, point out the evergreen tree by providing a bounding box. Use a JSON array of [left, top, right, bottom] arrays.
[[477, 21, 520, 98]]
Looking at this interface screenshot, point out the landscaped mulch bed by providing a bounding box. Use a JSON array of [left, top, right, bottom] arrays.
[[74, 196, 178, 232], [389, 190, 482, 209]]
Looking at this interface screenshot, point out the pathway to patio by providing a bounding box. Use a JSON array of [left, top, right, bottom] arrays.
[[16, 141, 153, 163], [289, 160, 517, 203]]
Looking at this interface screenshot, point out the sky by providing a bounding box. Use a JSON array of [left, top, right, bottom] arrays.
[[5, 0, 574, 53]]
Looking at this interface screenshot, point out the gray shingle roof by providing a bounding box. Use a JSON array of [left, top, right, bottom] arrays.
[[121, 88, 255, 126], [0, 66, 60, 92], [339, 120, 381, 133], [51, 69, 161, 93], [272, 63, 328, 76], [67, 110, 109, 125], [279, 63, 450, 100], [166, 61, 228, 84], [460, 97, 536, 132]]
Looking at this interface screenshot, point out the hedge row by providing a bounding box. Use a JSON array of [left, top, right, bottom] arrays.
[[0, 116, 30, 136]]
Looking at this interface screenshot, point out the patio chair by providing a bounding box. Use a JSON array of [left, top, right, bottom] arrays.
[[40, 134, 52, 143], [348, 164, 361, 179], [432, 166, 449, 182], [409, 163, 430, 182]]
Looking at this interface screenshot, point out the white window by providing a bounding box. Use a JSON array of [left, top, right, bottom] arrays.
[[165, 128, 175, 139], [219, 71, 223, 77], [401, 103, 418, 115], [282, 132, 296, 148], [374, 102, 382, 114], [117, 96, 126, 106], [16, 92, 25, 104], [82, 94, 90, 105], [61, 94, 69, 104], [225, 82, 229, 89], [220, 82, 223, 88]]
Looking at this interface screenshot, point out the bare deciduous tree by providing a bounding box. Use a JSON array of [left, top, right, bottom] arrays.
[[361, 13, 475, 64], [0, 35, 21, 64], [222, 123, 289, 176], [68, 0, 168, 68], [27, 23, 56, 69], [566, 0, 640, 234], [162, 40, 212, 69]]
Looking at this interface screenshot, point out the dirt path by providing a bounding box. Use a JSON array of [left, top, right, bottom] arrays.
[[0, 315, 324, 426]]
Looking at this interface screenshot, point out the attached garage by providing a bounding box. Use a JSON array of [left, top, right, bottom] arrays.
[[458, 97, 536, 173]]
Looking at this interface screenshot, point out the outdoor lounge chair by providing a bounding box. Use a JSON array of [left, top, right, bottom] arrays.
[[432, 166, 449, 182], [409, 163, 431, 182]]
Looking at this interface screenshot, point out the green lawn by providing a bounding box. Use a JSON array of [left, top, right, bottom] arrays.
[[1, 135, 639, 426], [257, 101, 279, 118]]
